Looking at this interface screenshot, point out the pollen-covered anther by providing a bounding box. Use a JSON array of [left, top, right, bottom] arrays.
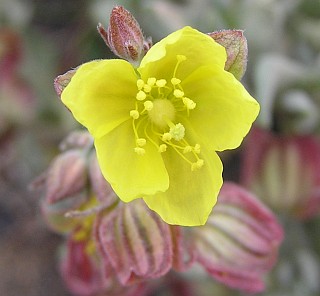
[[169, 123, 185, 141], [183, 97, 196, 110], [183, 146, 193, 153], [137, 79, 144, 90], [159, 144, 167, 152], [136, 90, 147, 101], [147, 77, 156, 86], [177, 54, 187, 62], [174, 89, 184, 98], [144, 100, 153, 111], [130, 110, 140, 119], [134, 147, 145, 155], [143, 84, 152, 93], [156, 79, 167, 87], [162, 132, 172, 141], [136, 138, 146, 147], [171, 77, 181, 86], [191, 159, 204, 171], [194, 144, 201, 154]]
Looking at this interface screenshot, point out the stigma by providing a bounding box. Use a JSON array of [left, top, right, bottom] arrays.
[[129, 55, 204, 170]]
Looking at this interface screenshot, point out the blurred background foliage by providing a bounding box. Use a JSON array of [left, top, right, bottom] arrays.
[[0, 0, 320, 295]]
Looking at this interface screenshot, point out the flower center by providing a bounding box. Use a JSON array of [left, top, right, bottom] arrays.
[[129, 55, 204, 171], [148, 99, 175, 128]]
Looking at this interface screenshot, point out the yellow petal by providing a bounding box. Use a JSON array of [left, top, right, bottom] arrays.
[[182, 65, 260, 151], [143, 144, 223, 226], [138, 26, 226, 81], [61, 59, 137, 139], [95, 120, 169, 202]]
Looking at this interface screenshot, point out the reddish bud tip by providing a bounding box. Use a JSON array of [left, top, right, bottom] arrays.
[[208, 30, 248, 80], [98, 6, 151, 65]]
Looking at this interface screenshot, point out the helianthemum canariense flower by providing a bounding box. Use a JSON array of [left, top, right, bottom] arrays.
[[61, 26, 259, 226]]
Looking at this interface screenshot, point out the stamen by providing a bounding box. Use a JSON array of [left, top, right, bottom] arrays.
[[162, 132, 172, 141], [147, 77, 156, 86], [136, 90, 147, 101], [144, 100, 153, 111], [194, 144, 201, 154], [137, 79, 144, 90], [134, 147, 145, 155], [156, 79, 167, 87], [169, 123, 185, 141], [177, 55, 187, 62], [143, 84, 152, 93], [173, 89, 184, 98], [136, 138, 146, 147], [191, 159, 204, 171], [183, 97, 196, 110], [183, 146, 192, 153], [159, 144, 167, 152], [173, 55, 187, 78], [171, 77, 181, 86], [130, 110, 139, 119]]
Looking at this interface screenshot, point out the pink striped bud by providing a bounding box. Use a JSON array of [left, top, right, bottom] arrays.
[[96, 199, 173, 285], [241, 127, 320, 219], [193, 182, 283, 293], [45, 150, 88, 205]]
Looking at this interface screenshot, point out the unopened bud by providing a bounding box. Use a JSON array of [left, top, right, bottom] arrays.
[[208, 30, 248, 80], [241, 127, 320, 219], [96, 199, 173, 284], [193, 182, 283, 293], [54, 68, 77, 97], [45, 150, 88, 204], [97, 6, 152, 65], [88, 152, 117, 206]]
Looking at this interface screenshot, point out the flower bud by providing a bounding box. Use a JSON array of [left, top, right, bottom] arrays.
[[59, 130, 93, 151], [95, 199, 173, 285], [54, 68, 77, 98], [88, 152, 117, 206], [0, 29, 35, 135], [60, 236, 106, 296], [208, 30, 248, 80], [0, 28, 21, 80], [45, 149, 88, 205], [193, 182, 283, 293], [241, 127, 320, 219], [97, 6, 151, 65], [41, 192, 88, 234]]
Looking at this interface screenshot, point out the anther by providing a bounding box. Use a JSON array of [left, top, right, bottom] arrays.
[[143, 84, 152, 93], [196, 159, 204, 168], [137, 79, 144, 90], [171, 78, 181, 85], [183, 146, 192, 153], [136, 90, 147, 101], [183, 97, 196, 109], [130, 110, 140, 119], [159, 144, 167, 152], [174, 89, 184, 98], [191, 159, 204, 171], [162, 133, 172, 141], [194, 144, 201, 154], [144, 100, 153, 111], [134, 147, 145, 155], [169, 123, 185, 141], [177, 55, 187, 62], [156, 79, 167, 87], [147, 77, 156, 86], [136, 138, 146, 147]]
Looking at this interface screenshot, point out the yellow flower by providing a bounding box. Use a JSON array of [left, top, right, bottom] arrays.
[[61, 26, 259, 226]]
